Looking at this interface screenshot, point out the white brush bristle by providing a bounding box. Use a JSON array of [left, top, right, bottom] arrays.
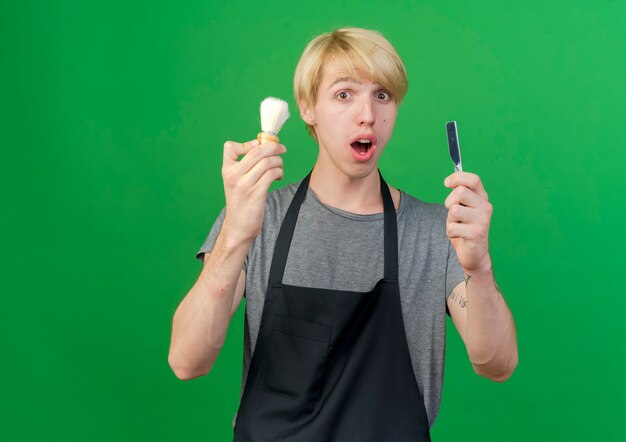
[[260, 97, 290, 134]]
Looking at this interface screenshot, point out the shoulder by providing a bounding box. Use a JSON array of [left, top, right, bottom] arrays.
[[399, 191, 448, 223], [265, 181, 300, 214], [259, 179, 306, 229], [267, 180, 299, 202], [397, 191, 451, 256]]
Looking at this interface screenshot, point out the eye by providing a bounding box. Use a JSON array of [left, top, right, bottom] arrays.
[[336, 90, 351, 101], [375, 90, 392, 101]]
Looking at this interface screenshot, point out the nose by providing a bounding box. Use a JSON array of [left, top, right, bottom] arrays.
[[356, 96, 375, 126]]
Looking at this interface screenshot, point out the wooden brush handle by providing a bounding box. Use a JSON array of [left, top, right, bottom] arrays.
[[257, 132, 279, 145]]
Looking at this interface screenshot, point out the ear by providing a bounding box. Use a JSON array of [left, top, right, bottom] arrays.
[[298, 99, 316, 125]]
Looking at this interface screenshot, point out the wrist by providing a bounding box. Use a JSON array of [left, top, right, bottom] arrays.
[[463, 258, 493, 278], [217, 222, 255, 256]]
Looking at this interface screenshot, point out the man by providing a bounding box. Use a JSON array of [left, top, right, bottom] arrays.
[[169, 27, 518, 441]]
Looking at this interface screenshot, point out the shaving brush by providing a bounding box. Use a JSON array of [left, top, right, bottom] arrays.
[[258, 97, 290, 144]]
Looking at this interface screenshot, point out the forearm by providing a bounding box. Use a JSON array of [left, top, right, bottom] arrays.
[[465, 267, 518, 381], [168, 226, 251, 380]]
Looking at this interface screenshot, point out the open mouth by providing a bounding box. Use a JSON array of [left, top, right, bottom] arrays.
[[351, 139, 373, 154], [349, 135, 377, 162]]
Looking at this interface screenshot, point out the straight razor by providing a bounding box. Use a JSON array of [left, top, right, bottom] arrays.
[[446, 121, 463, 172]]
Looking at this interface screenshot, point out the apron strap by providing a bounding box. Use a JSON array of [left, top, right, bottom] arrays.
[[379, 170, 399, 281], [267, 172, 312, 285], [267, 170, 398, 285]]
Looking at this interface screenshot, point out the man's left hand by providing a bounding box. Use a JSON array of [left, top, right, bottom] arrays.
[[444, 172, 493, 274]]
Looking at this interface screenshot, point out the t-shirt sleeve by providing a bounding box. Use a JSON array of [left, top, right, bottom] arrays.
[[195, 207, 249, 272], [446, 240, 465, 299], [195, 207, 226, 262]]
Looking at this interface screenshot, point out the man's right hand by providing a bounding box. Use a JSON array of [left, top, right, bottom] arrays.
[[168, 138, 285, 380], [221, 139, 287, 244]]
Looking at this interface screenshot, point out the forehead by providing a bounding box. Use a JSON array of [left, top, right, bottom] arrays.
[[318, 58, 377, 88]]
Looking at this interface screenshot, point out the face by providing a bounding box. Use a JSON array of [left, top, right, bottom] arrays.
[[300, 59, 398, 180]]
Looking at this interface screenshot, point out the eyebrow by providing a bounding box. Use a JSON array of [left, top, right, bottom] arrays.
[[327, 77, 362, 90]]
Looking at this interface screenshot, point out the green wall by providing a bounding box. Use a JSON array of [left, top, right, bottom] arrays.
[[2, 0, 624, 440]]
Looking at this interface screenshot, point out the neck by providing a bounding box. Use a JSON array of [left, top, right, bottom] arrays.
[[308, 158, 399, 215]]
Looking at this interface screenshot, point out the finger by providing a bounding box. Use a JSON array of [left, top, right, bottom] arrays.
[[243, 155, 284, 188], [447, 203, 474, 224], [446, 221, 480, 240], [238, 142, 286, 174], [444, 172, 488, 200], [444, 186, 485, 209], [223, 139, 259, 163], [254, 164, 285, 193]]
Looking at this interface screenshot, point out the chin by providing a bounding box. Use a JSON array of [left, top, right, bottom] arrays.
[[342, 162, 379, 180]]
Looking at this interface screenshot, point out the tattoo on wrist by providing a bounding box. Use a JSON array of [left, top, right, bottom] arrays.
[[464, 273, 472, 286], [450, 290, 467, 309], [487, 268, 502, 294], [494, 277, 502, 294]]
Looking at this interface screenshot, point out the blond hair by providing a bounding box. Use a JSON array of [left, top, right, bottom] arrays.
[[293, 27, 408, 138]]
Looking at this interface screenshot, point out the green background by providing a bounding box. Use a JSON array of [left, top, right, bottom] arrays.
[[2, 0, 624, 440]]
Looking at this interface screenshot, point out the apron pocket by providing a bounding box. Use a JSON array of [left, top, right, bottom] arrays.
[[258, 315, 332, 403]]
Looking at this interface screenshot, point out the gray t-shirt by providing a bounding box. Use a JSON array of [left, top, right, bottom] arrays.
[[197, 180, 465, 427]]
